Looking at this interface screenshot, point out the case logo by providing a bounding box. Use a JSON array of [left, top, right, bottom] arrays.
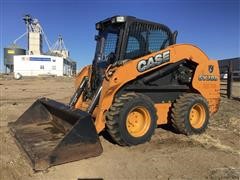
[[137, 50, 170, 72], [208, 65, 214, 73]]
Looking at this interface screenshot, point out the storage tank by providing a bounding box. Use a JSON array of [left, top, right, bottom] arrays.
[[4, 46, 26, 72]]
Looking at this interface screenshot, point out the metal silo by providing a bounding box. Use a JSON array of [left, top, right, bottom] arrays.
[[3, 45, 26, 72]]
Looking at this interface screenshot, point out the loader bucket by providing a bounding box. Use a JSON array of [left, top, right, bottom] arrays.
[[8, 98, 103, 171]]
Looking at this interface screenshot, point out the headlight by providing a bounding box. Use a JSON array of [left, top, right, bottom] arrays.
[[116, 16, 125, 22], [111, 16, 125, 23]]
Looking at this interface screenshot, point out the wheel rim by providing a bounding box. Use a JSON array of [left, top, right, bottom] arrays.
[[189, 103, 206, 129], [126, 106, 151, 137]]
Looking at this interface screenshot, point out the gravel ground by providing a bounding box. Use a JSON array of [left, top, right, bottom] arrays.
[[0, 76, 239, 180]]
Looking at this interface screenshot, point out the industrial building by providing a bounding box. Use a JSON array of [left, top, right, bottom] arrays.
[[3, 14, 76, 77], [14, 55, 75, 76]]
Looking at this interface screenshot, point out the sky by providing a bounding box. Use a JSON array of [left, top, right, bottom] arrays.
[[0, 0, 239, 71]]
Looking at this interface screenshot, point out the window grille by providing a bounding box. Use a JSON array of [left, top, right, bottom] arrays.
[[125, 22, 171, 59]]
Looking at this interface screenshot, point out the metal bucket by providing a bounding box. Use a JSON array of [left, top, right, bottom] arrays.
[[8, 98, 103, 171]]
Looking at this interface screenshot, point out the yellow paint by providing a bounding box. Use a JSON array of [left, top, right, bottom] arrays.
[[7, 50, 15, 54], [189, 103, 206, 128], [74, 44, 220, 133], [155, 103, 172, 124], [126, 106, 151, 137]]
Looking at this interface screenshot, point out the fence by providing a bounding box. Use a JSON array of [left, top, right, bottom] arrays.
[[220, 60, 240, 100], [220, 61, 233, 98]]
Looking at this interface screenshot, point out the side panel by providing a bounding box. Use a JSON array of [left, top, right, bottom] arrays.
[[173, 45, 220, 114], [155, 103, 171, 125], [92, 44, 219, 132], [192, 60, 220, 113]]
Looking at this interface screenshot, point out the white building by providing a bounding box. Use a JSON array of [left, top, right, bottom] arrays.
[[13, 55, 76, 77]]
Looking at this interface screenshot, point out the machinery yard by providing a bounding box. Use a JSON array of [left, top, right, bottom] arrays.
[[0, 77, 239, 180]]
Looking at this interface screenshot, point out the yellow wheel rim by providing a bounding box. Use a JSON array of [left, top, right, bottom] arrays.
[[126, 106, 151, 137], [189, 103, 206, 129]]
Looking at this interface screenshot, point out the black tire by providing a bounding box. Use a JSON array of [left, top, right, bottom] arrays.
[[171, 93, 209, 135], [106, 93, 157, 146]]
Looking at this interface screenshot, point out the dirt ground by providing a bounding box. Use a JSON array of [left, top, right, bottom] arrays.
[[0, 76, 239, 180]]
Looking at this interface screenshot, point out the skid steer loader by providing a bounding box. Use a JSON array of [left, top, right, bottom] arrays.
[[9, 16, 220, 170]]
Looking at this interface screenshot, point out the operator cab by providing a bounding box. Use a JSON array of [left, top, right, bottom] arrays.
[[94, 16, 177, 65], [91, 15, 177, 91]]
